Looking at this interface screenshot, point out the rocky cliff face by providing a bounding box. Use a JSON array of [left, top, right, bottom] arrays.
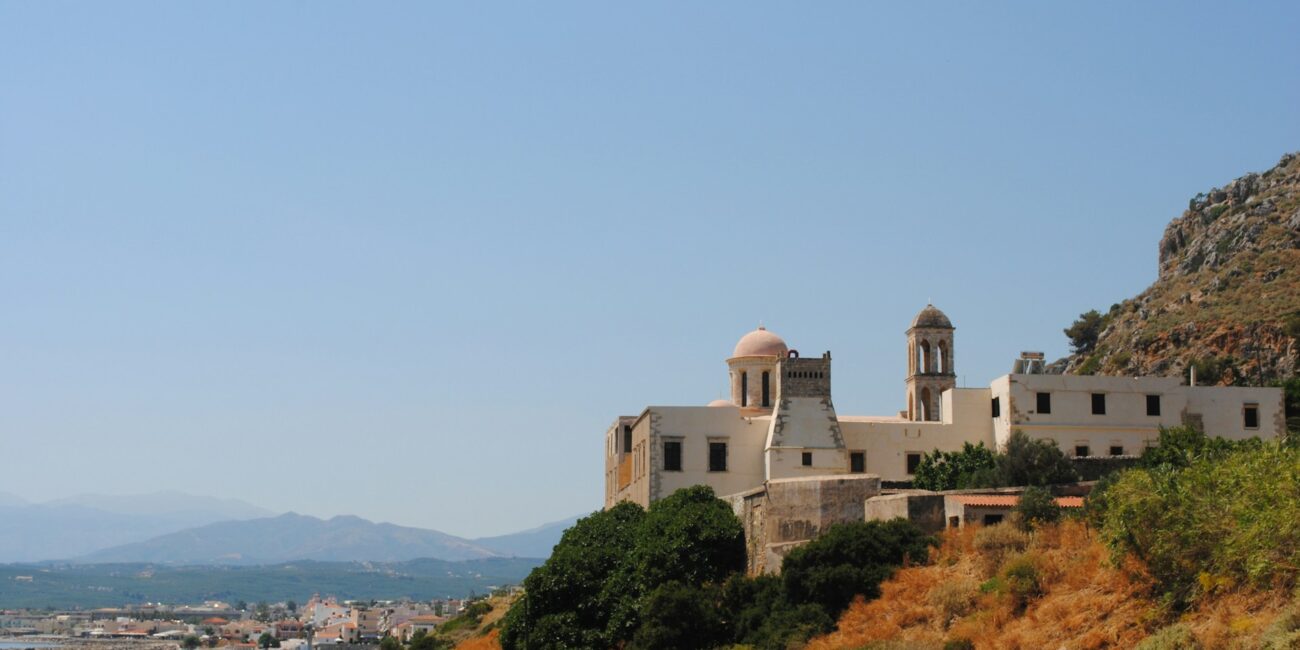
[[1060, 152, 1300, 384]]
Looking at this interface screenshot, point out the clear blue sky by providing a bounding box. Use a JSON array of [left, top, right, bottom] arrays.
[[2, 2, 1297, 537]]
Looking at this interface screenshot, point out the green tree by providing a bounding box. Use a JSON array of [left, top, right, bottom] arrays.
[[1013, 486, 1061, 531], [285, 600, 297, 614], [379, 637, 401, 650], [1000, 430, 1080, 486], [256, 633, 280, 649], [628, 582, 727, 650], [182, 636, 201, 650], [499, 501, 646, 650], [912, 442, 999, 491], [1064, 309, 1105, 354], [235, 600, 248, 612], [408, 630, 452, 650], [1139, 425, 1260, 470], [781, 519, 935, 621]]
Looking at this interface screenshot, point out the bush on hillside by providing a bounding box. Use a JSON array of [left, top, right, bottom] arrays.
[[1013, 486, 1062, 531], [1139, 425, 1260, 470], [782, 519, 936, 621], [1065, 309, 1106, 354], [913, 432, 1078, 491], [1097, 442, 1300, 606]]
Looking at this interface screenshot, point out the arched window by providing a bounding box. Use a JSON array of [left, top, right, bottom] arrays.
[[920, 387, 932, 421], [741, 372, 748, 407], [761, 371, 771, 407], [918, 340, 932, 374], [937, 340, 950, 374]]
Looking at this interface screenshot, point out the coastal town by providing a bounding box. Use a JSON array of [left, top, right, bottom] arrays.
[[0, 592, 515, 649]]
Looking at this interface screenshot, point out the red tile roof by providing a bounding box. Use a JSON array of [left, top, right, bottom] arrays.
[[951, 495, 1083, 508]]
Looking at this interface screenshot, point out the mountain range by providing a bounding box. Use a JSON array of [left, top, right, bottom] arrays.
[[0, 491, 578, 564]]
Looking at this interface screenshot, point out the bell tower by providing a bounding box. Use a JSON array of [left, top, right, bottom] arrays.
[[905, 304, 955, 422]]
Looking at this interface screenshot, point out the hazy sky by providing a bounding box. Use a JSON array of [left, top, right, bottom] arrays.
[[2, 2, 1298, 537]]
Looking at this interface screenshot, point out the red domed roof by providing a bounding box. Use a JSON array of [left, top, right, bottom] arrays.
[[732, 326, 788, 357]]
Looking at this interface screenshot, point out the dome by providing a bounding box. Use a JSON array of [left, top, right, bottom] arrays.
[[732, 326, 789, 357], [707, 399, 734, 407], [910, 304, 953, 329]]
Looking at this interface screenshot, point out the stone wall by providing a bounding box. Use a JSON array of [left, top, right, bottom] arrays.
[[727, 474, 881, 575]]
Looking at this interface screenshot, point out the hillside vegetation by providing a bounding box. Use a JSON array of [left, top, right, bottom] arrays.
[[1061, 152, 1300, 384], [811, 435, 1300, 650]]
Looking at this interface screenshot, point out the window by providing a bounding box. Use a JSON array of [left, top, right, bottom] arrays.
[[983, 514, 1004, 526], [663, 441, 682, 472], [947, 516, 960, 529], [740, 373, 748, 407], [761, 371, 771, 407], [622, 425, 632, 454], [1075, 445, 1090, 458], [906, 452, 922, 475], [709, 442, 728, 472], [1244, 404, 1260, 429], [801, 451, 812, 466], [1109, 445, 1124, 456], [1092, 393, 1106, 415], [850, 452, 865, 473], [1036, 392, 1052, 414], [991, 397, 1000, 418], [1146, 394, 1161, 416]]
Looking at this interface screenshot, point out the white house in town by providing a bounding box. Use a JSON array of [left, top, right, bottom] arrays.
[[604, 305, 1286, 509]]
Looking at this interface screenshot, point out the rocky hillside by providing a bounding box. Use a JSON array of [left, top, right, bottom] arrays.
[[1061, 152, 1300, 384]]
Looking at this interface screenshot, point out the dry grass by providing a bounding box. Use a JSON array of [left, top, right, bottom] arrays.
[[808, 520, 1158, 650], [453, 629, 500, 650]]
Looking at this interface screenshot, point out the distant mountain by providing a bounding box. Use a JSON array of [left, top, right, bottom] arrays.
[[81, 513, 503, 564], [0, 557, 543, 609], [0, 492, 275, 563], [473, 515, 580, 558], [47, 490, 272, 520]]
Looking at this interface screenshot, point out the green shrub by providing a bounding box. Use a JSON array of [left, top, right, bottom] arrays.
[[782, 519, 935, 621], [1077, 353, 1102, 376], [1065, 310, 1106, 355], [912, 442, 998, 491], [972, 525, 1028, 577], [1001, 554, 1041, 610], [1260, 602, 1300, 649], [628, 581, 727, 650], [1013, 486, 1062, 531], [927, 578, 978, 627], [1134, 623, 1201, 650], [1098, 442, 1300, 607], [1000, 430, 1080, 487], [943, 639, 975, 650]]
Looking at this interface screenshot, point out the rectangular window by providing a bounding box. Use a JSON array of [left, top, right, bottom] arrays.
[[850, 452, 865, 473], [1244, 404, 1259, 429], [1036, 392, 1051, 414], [983, 514, 1004, 526], [906, 452, 922, 475], [991, 397, 1000, 418], [801, 451, 812, 467], [1146, 394, 1161, 416], [622, 425, 632, 454], [1109, 445, 1124, 456], [1075, 445, 1090, 458], [663, 441, 682, 472], [1092, 393, 1106, 415], [709, 442, 728, 472]]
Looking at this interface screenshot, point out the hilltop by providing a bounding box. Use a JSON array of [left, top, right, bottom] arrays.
[[1060, 152, 1300, 384]]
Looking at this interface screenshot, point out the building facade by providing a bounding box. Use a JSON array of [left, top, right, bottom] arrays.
[[604, 305, 1286, 510]]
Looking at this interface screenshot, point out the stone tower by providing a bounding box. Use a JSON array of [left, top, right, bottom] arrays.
[[905, 304, 955, 421]]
